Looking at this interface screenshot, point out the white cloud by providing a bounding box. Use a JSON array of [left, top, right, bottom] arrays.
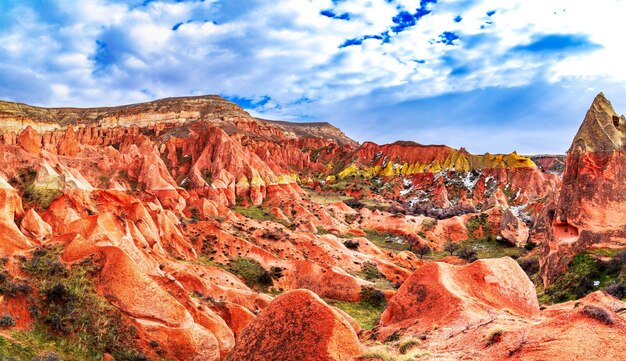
[[0, 0, 625, 152]]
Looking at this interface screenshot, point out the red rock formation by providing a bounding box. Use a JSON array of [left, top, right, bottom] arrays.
[[17, 126, 40, 155], [227, 289, 363, 361], [540, 93, 626, 285], [0, 94, 616, 360], [408, 291, 626, 361], [19, 208, 52, 242], [376, 258, 539, 339]]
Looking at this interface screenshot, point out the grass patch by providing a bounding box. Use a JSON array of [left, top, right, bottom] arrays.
[[227, 258, 278, 291], [357, 345, 428, 361], [431, 238, 526, 261], [543, 251, 625, 303], [326, 298, 386, 330], [364, 230, 410, 253], [358, 262, 384, 281], [231, 205, 290, 227], [0, 325, 109, 361], [11, 168, 62, 210], [360, 199, 391, 212], [196, 256, 226, 269], [303, 189, 352, 205]]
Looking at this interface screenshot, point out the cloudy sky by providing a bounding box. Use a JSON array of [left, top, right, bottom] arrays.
[[0, 0, 625, 154]]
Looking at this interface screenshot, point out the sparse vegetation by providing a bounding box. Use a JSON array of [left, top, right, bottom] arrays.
[[343, 239, 360, 250], [412, 242, 431, 259], [397, 337, 421, 354], [14, 168, 62, 210], [543, 251, 626, 303], [357, 339, 429, 361], [437, 237, 526, 261], [465, 214, 491, 241], [443, 240, 460, 256], [458, 246, 478, 262], [421, 218, 437, 232], [364, 230, 410, 253], [485, 327, 504, 346], [228, 257, 274, 290], [19, 244, 144, 360], [359, 262, 384, 281], [361, 286, 386, 307], [201, 169, 213, 185], [327, 294, 387, 331], [231, 205, 290, 227], [260, 229, 283, 241], [582, 305, 614, 325]]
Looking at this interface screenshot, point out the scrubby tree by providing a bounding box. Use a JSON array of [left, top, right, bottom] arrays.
[[458, 247, 477, 262], [443, 240, 460, 256], [413, 243, 432, 259]]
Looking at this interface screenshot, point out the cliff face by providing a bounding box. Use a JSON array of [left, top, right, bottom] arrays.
[[0, 96, 359, 209], [540, 93, 626, 285]]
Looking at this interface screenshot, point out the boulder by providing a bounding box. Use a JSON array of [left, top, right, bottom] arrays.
[[227, 289, 363, 361]]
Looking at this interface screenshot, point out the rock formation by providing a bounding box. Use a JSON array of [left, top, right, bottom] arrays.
[[540, 93, 626, 285], [0, 94, 621, 360], [227, 290, 363, 361], [376, 258, 539, 339]]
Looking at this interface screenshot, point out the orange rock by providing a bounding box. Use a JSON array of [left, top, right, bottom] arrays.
[[227, 289, 363, 361], [541, 93, 626, 285], [58, 125, 79, 156], [17, 126, 40, 154], [378, 258, 539, 338], [19, 208, 52, 242], [280, 260, 363, 301]]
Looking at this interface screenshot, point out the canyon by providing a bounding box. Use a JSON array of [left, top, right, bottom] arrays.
[[0, 94, 624, 360]]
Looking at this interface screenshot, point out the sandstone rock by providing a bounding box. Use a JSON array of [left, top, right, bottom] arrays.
[[227, 289, 363, 361], [377, 258, 539, 338], [17, 126, 40, 154], [541, 93, 626, 285], [19, 208, 52, 242]]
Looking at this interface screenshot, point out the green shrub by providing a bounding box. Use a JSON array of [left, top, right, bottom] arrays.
[[465, 214, 490, 240], [458, 247, 477, 262], [201, 169, 213, 185], [343, 239, 360, 250], [21, 244, 142, 359], [228, 258, 273, 290], [582, 305, 614, 325], [360, 262, 383, 281], [421, 218, 437, 232], [361, 286, 386, 307], [443, 240, 460, 256], [0, 315, 15, 327]]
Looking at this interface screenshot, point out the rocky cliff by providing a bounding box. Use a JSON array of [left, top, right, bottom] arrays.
[[540, 93, 626, 285]]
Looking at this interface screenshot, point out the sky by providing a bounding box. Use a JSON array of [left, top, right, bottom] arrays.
[[0, 0, 625, 154]]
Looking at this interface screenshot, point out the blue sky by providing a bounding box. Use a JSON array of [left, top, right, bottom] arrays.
[[0, 0, 625, 154]]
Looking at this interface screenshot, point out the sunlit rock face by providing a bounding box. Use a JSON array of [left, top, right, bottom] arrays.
[[540, 93, 626, 285]]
